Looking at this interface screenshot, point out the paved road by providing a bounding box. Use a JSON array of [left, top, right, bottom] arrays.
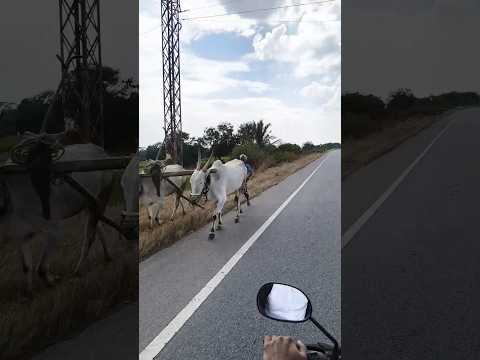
[[342, 108, 480, 359], [32, 304, 138, 360], [140, 150, 341, 359]]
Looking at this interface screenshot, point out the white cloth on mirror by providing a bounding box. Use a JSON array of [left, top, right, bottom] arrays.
[[265, 284, 308, 321]]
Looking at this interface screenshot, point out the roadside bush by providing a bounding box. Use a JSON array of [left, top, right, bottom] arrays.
[[302, 142, 316, 153], [278, 143, 302, 153], [231, 142, 266, 168], [343, 112, 382, 139], [272, 150, 299, 165]]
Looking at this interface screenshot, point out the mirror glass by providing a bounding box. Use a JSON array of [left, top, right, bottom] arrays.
[[257, 283, 312, 322]]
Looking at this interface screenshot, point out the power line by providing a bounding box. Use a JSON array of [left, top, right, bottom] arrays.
[[181, 0, 247, 13], [181, 0, 335, 21], [186, 18, 340, 23], [140, 0, 337, 36], [140, 17, 338, 36]]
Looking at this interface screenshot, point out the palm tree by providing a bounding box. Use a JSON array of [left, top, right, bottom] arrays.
[[254, 120, 275, 148]]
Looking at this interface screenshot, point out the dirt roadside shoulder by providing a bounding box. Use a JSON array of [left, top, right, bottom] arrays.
[[139, 151, 327, 259]]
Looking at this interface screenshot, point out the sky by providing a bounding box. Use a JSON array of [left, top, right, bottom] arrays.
[[342, 0, 480, 100], [139, 0, 341, 147], [0, 1, 138, 103]]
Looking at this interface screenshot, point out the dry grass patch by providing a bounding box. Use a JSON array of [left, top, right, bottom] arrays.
[[342, 115, 439, 179], [139, 152, 323, 258], [0, 206, 137, 360]]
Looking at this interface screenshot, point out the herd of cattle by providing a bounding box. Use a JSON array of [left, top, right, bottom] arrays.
[[0, 132, 251, 296]]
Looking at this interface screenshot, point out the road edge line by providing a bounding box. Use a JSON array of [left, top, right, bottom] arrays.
[[342, 117, 455, 249], [140, 154, 331, 360]]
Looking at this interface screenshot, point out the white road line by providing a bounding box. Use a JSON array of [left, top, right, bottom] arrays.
[[342, 118, 455, 249], [140, 154, 331, 360]]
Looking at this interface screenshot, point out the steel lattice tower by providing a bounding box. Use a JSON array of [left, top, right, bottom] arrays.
[[161, 0, 183, 164], [58, 0, 104, 146]]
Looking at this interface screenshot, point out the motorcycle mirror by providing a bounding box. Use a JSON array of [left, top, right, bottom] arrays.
[[257, 282, 312, 323]]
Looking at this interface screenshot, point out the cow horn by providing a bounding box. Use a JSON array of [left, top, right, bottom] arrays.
[[196, 149, 202, 170], [202, 152, 214, 172]]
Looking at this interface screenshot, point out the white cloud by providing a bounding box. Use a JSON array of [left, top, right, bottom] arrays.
[[252, 13, 340, 79], [139, 0, 341, 147], [301, 81, 334, 102]]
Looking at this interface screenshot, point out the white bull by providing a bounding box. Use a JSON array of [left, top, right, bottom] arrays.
[[139, 155, 189, 228], [0, 137, 114, 296], [190, 152, 250, 240]]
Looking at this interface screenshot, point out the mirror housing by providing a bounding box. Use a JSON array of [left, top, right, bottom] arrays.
[[257, 282, 312, 323]]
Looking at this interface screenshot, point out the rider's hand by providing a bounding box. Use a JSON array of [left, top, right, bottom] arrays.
[[263, 336, 307, 360]]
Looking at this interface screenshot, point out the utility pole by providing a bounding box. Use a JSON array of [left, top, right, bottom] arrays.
[[57, 0, 104, 146], [161, 0, 183, 164]]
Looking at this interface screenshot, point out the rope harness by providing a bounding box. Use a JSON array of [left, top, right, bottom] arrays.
[[201, 174, 211, 202], [146, 160, 205, 210], [9, 134, 66, 220]]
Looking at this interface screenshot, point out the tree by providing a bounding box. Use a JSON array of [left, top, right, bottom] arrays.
[[15, 91, 55, 134], [201, 122, 238, 157], [254, 120, 275, 148], [237, 121, 257, 144], [202, 127, 220, 149], [302, 141, 316, 152], [342, 92, 385, 115], [386, 88, 417, 112]]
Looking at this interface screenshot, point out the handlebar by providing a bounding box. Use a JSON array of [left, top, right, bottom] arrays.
[[306, 343, 341, 360]]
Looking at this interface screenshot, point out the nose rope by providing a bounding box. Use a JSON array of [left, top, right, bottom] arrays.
[[10, 135, 66, 220]]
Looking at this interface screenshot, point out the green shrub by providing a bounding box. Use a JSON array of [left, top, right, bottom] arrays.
[[231, 142, 266, 168], [278, 143, 302, 153], [272, 151, 299, 164], [302, 142, 315, 153]]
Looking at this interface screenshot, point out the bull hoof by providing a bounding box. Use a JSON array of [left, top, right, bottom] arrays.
[[239, 209, 243, 214], [234, 217, 239, 223], [208, 232, 215, 240]]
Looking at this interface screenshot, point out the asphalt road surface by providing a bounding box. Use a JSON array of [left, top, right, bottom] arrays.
[[140, 150, 341, 359], [342, 108, 480, 359]]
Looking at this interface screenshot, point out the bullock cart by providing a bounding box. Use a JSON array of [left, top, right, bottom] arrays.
[[139, 168, 205, 209], [0, 156, 132, 236]]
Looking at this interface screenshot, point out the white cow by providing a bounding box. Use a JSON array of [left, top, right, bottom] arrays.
[[139, 155, 189, 228], [190, 151, 250, 240]]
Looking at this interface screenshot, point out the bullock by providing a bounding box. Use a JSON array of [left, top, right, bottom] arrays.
[[0, 134, 115, 296], [190, 151, 250, 240], [139, 154, 189, 228]]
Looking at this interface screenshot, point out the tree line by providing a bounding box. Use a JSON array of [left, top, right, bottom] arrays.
[[139, 120, 340, 169], [342, 89, 480, 139], [0, 66, 138, 154]]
